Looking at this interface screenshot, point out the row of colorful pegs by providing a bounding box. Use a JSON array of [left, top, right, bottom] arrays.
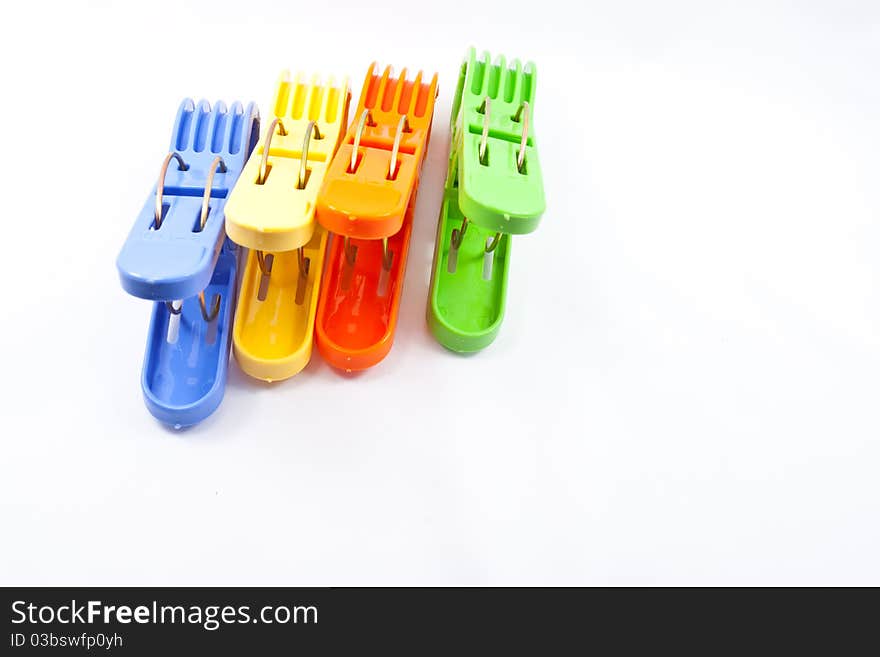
[[116, 48, 545, 428]]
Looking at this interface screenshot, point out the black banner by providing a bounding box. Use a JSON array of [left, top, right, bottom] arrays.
[[1, 587, 872, 654]]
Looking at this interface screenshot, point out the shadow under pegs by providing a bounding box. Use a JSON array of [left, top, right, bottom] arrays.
[[224, 72, 351, 383], [315, 63, 439, 372], [427, 48, 545, 353], [117, 99, 260, 427]]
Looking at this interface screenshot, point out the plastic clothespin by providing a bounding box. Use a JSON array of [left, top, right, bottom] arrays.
[[225, 72, 350, 382], [117, 99, 260, 427], [315, 63, 438, 371], [427, 49, 545, 352]]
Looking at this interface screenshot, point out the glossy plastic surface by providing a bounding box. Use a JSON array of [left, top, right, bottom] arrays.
[[427, 185, 510, 352], [426, 48, 544, 352], [315, 193, 416, 371], [226, 72, 350, 381], [141, 241, 239, 427], [232, 226, 328, 381], [317, 64, 438, 239], [314, 63, 437, 370], [454, 49, 545, 235], [225, 73, 350, 252], [117, 99, 259, 301]]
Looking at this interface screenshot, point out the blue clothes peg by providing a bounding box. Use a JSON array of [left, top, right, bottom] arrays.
[[141, 240, 240, 428], [117, 99, 259, 301], [118, 99, 260, 427]]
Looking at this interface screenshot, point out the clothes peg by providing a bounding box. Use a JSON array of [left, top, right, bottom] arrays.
[[117, 99, 259, 427], [315, 63, 438, 371], [427, 49, 545, 352], [225, 72, 350, 382]]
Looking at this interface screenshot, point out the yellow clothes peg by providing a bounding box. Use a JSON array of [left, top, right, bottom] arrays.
[[225, 72, 350, 381]]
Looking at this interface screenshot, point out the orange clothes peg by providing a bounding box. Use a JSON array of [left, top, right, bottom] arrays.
[[315, 63, 438, 371]]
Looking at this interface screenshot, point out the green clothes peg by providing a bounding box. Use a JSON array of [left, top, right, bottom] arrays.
[[427, 48, 546, 352]]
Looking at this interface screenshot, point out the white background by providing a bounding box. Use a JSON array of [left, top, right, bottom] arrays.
[[0, 0, 877, 585]]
